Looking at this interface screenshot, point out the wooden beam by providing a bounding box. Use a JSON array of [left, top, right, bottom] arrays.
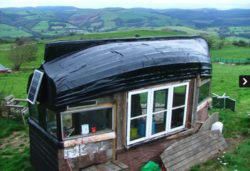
[[112, 100, 117, 161], [64, 132, 116, 148]]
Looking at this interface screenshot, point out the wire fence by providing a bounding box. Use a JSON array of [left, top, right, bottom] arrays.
[[212, 58, 250, 64]]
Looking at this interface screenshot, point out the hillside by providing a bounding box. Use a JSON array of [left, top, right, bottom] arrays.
[[0, 7, 250, 39]]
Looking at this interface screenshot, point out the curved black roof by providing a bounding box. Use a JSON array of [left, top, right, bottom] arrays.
[[39, 37, 211, 108]]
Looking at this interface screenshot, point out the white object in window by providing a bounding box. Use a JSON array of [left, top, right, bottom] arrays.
[[81, 124, 89, 135], [61, 106, 113, 139]]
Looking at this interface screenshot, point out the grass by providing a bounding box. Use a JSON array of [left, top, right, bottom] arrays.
[[55, 29, 185, 41], [0, 118, 32, 171], [190, 63, 250, 170], [210, 45, 250, 60]]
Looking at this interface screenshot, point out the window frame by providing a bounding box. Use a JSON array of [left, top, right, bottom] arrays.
[[197, 79, 211, 111], [127, 82, 189, 146], [60, 104, 114, 140], [27, 69, 44, 104]]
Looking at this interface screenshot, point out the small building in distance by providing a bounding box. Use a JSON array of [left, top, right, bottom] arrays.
[[0, 64, 11, 73], [27, 36, 212, 171]]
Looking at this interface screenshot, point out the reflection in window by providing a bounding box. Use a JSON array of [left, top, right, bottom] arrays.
[[171, 108, 184, 129], [131, 92, 148, 117], [29, 103, 39, 122], [130, 92, 148, 141], [173, 85, 186, 107], [152, 111, 167, 134], [62, 108, 112, 139], [152, 89, 168, 135], [199, 81, 210, 103], [130, 117, 146, 141], [153, 89, 168, 112], [46, 109, 57, 137]]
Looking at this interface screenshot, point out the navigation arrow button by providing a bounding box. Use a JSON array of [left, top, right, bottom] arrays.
[[243, 77, 248, 85], [239, 75, 250, 88]]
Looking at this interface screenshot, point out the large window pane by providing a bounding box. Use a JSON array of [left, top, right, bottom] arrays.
[[152, 111, 166, 135], [29, 103, 39, 122], [199, 81, 210, 103], [153, 89, 168, 112], [171, 108, 184, 129], [130, 117, 146, 141], [62, 108, 112, 138], [131, 92, 148, 117], [46, 109, 57, 137], [173, 85, 186, 107]]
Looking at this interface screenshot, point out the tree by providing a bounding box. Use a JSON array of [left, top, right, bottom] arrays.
[[9, 39, 38, 71]]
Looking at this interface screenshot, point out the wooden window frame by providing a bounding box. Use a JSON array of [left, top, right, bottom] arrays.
[[127, 82, 189, 146], [197, 79, 211, 111], [61, 103, 114, 141]]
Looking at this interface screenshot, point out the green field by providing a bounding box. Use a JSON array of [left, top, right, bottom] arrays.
[[211, 45, 250, 60], [0, 24, 31, 38], [55, 29, 185, 41], [0, 30, 250, 171], [32, 21, 49, 32]]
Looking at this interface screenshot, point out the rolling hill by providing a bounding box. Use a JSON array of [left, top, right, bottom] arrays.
[[0, 6, 250, 39]]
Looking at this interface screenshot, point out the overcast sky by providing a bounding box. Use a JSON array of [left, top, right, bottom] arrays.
[[0, 0, 250, 9]]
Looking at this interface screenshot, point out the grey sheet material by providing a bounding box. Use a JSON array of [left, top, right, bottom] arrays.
[[39, 37, 211, 108]]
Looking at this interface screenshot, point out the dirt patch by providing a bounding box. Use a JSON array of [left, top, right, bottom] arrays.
[[0, 131, 29, 152], [225, 135, 244, 152]]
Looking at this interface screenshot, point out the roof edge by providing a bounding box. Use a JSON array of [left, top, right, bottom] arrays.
[[44, 36, 207, 62]]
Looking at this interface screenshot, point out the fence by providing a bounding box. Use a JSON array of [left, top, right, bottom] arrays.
[[212, 58, 250, 64]]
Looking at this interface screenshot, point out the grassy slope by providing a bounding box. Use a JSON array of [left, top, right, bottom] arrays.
[[0, 119, 32, 171], [191, 64, 250, 171], [0, 24, 31, 38]]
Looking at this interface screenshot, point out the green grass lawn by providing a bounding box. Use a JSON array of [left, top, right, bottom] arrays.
[[0, 30, 250, 171], [210, 45, 250, 60]]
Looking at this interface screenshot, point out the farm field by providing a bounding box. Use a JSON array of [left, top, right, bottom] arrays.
[[0, 30, 250, 171]]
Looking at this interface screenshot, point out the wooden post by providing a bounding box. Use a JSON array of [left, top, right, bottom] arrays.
[[112, 100, 117, 161]]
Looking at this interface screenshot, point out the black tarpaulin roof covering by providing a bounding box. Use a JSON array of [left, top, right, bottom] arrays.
[[38, 36, 211, 109]]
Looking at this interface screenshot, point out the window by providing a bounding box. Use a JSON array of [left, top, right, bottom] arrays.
[[61, 106, 113, 139], [127, 82, 189, 145], [46, 109, 57, 137], [198, 80, 210, 103], [29, 103, 39, 122]]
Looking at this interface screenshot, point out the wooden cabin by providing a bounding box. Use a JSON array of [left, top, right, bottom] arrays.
[[27, 36, 212, 171]]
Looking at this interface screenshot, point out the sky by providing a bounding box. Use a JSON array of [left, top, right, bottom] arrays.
[[0, 0, 250, 9]]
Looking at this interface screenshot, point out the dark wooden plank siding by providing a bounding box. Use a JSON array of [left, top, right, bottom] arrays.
[[29, 121, 59, 171]]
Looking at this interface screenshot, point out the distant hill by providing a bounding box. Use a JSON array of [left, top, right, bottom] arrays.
[[0, 6, 250, 39]]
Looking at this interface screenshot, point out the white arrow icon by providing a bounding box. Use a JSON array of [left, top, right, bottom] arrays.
[[243, 77, 248, 85]]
